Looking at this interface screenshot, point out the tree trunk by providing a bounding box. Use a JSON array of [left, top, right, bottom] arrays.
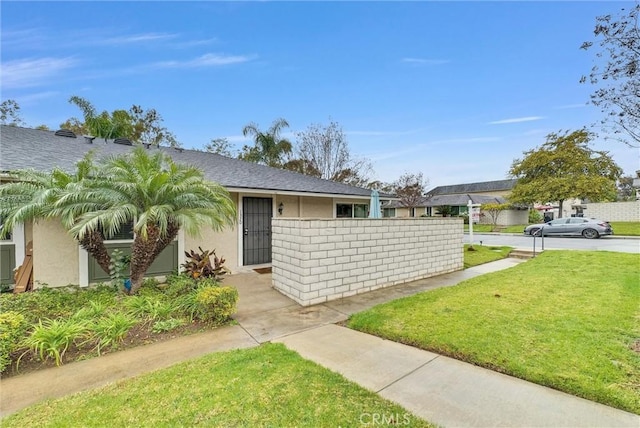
[[78, 230, 111, 274], [129, 222, 180, 294], [558, 200, 564, 218]]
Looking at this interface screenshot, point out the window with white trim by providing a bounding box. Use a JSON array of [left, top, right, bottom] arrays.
[[336, 203, 369, 218]]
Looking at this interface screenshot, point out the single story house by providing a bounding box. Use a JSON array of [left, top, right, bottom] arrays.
[[0, 125, 386, 287], [382, 179, 528, 225]]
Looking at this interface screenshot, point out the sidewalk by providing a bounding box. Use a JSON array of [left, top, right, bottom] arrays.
[[2, 258, 639, 426], [275, 325, 639, 427]]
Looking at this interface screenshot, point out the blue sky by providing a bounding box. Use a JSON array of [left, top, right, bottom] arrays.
[[2, 1, 638, 188]]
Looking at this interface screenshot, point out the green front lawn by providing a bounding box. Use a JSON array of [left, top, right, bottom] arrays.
[[465, 224, 527, 233], [463, 244, 512, 268], [466, 222, 640, 236], [348, 251, 640, 414], [3, 343, 431, 427], [610, 222, 640, 236]]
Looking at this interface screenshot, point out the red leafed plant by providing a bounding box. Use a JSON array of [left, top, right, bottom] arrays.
[[181, 247, 228, 281]]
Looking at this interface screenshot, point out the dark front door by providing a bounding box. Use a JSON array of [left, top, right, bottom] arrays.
[[243, 197, 273, 265]]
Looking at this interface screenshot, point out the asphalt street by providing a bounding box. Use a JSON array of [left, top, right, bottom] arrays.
[[464, 233, 640, 254]]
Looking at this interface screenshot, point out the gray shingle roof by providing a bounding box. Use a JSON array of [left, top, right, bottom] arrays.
[[384, 194, 505, 208], [0, 126, 374, 198], [427, 179, 516, 196]]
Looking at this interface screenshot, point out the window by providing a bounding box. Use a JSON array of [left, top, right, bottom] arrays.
[[382, 208, 396, 218], [100, 221, 135, 241], [425, 207, 432, 217], [569, 218, 588, 224], [409, 207, 416, 217], [336, 203, 369, 218], [0, 217, 11, 241]]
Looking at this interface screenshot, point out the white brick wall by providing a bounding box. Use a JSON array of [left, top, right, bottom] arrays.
[[479, 209, 528, 226], [272, 218, 464, 306], [581, 201, 640, 222]]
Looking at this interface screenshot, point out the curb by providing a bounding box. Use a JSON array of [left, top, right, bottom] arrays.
[[464, 232, 640, 240]]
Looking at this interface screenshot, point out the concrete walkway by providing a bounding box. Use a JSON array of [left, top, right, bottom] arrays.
[[2, 258, 639, 427], [275, 325, 639, 427]]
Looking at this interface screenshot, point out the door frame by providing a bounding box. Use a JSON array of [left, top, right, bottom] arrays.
[[240, 195, 274, 266], [237, 192, 279, 267]]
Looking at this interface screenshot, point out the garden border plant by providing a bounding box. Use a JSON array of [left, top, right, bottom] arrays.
[[1, 257, 239, 374]]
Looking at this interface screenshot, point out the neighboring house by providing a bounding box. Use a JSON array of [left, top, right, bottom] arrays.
[[382, 179, 525, 222], [0, 126, 383, 287]]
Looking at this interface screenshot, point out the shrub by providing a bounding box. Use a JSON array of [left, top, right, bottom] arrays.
[[174, 292, 200, 321], [108, 249, 131, 291], [22, 318, 87, 366], [86, 312, 137, 355], [182, 247, 229, 281], [195, 286, 238, 323], [1, 286, 116, 324], [529, 209, 543, 224], [123, 295, 177, 321], [165, 274, 199, 298], [152, 318, 184, 333], [72, 300, 109, 321], [0, 311, 27, 372]]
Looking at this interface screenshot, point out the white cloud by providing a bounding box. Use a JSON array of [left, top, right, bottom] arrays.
[[0, 57, 78, 89], [152, 53, 255, 69], [553, 103, 587, 110], [99, 32, 178, 45], [489, 116, 544, 125], [401, 58, 449, 65], [170, 38, 218, 48]]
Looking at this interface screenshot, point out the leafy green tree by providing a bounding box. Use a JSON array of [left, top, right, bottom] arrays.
[[509, 130, 622, 218], [67, 96, 133, 141], [617, 175, 637, 201], [581, 3, 640, 147], [1, 149, 237, 294], [204, 137, 236, 157], [239, 118, 292, 167], [0, 99, 24, 126], [481, 202, 511, 229], [62, 97, 180, 147], [0, 154, 113, 274], [129, 105, 180, 147]]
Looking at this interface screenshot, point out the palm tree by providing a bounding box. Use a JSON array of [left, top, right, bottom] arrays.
[[240, 118, 292, 167], [0, 154, 113, 274], [54, 147, 236, 294]]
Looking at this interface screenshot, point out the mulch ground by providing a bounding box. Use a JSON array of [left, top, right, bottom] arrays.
[[3, 321, 213, 379]]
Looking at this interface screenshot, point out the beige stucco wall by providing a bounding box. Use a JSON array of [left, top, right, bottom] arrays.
[[24, 221, 33, 244], [301, 196, 334, 218], [32, 219, 79, 287], [185, 225, 239, 272], [185, 192, 239, 271], [275, 195, 301, 217]]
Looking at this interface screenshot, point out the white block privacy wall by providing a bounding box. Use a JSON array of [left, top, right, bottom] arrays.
[[271, 218, 464, 306], [581, 201, 640, 222]]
